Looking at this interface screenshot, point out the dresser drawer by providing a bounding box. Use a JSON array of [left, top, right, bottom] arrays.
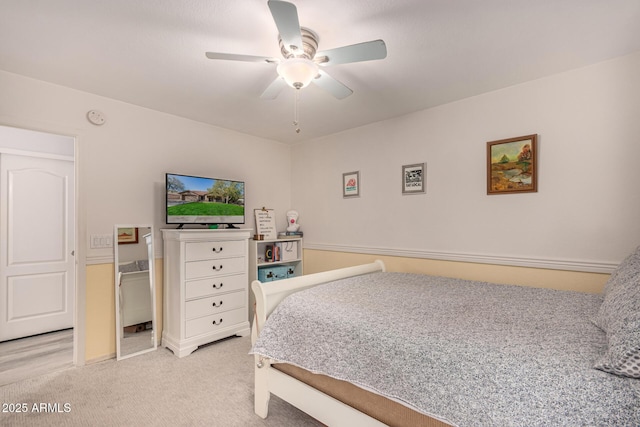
[[185, 290, 246, 320], [185, 256, 245, 280], [186, 240, 245, 261], [185, 274, 246, 300], [185, 307, 246, 338]]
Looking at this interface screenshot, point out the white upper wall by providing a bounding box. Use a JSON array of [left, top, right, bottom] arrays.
[[291, 52, 640, 269], [2, 51, 639, 270], [0, 70, 293, 263]]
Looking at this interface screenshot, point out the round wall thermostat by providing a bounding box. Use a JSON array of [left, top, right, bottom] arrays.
[[86, 110, 106, 125]]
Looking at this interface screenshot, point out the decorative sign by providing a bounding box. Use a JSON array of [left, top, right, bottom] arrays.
[[254, 208, 277, 240], [402, 163, 425, 194], [343, 171, 360, 198]]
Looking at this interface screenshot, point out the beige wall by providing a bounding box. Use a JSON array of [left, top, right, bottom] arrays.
[[85, 264, 115, 362], [304, 249, 609, 294]]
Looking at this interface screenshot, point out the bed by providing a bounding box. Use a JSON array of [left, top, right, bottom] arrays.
[[250, 250, 640, 426], [118, 260, 153, 328]]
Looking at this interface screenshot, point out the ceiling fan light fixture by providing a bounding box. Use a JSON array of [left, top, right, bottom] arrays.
[[277, 57, 319, 89]]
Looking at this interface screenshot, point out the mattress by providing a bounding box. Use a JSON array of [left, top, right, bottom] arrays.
[[251, 272, 640, 426]]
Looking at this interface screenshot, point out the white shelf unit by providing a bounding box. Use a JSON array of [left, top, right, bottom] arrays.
[[248, 237, 303, 319]]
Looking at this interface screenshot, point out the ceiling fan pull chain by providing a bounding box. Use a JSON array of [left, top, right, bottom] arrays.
[[294, 88, 301, 133]]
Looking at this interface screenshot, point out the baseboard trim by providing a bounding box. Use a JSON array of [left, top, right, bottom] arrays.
[[303, 243, 617, 274], [85, 352, 115, 364]]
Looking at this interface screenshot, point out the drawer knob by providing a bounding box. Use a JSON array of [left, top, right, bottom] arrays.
[[212, 301, 223, 308], [212, 265, 223, 271], [212, 283, 223, 289], [212, 247, 223, 253], [212, 318, 223, 325]]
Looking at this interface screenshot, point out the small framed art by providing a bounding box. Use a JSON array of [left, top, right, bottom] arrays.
[[117, 227, 138, 244], [343, 171, 360, 198], [402, 163, 425, 194], [487, 134, 537, 195]]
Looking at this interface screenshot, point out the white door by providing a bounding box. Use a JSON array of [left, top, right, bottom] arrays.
[[0, 153, 75, 341]]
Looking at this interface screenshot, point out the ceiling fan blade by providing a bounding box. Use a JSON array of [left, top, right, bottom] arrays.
[[267, 0, 303, 53], [260, 77, 288, 100], [312, 70, 353, 100], [205, 52, 279, 64], [316, 40, 387, 66]]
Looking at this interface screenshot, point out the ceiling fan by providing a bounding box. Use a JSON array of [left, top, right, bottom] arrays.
[[205, 0, 387, 101]]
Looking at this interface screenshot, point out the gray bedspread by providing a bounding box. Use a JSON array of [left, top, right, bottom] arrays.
[[251, 272, 640, 426]]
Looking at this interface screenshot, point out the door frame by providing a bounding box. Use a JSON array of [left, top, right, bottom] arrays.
[[0, 120, 85, 367]]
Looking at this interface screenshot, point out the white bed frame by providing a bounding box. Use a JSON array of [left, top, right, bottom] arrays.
[[251, 260, 388, 427]]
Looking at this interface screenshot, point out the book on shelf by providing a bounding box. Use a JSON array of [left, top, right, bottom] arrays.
[[265, 244, 284, 262]]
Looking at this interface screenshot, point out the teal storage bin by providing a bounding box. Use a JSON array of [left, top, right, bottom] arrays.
[[258, 266, 288, 282], [286, 265, 297, 278]]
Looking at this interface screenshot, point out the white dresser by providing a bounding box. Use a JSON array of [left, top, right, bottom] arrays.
[[161, 229, 251, 357]]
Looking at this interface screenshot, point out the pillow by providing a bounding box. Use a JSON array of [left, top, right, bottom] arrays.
[[592, 245, 640, 378], [136, 259, 149, 271], [593, 317, 640, 378], [118, 262, 139, 273], [594, 245, 640, 330], [604, 245, 640, 294]]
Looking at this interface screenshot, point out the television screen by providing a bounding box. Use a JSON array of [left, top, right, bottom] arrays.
[[166, 173, 245, 226]]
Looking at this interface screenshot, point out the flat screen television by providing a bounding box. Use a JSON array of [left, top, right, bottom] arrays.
[[166, 173, 245, 228]]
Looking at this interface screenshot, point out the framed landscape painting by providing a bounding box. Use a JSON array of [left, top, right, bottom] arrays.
[[117, 227, 139, 244], [487, 134, 537, 195]]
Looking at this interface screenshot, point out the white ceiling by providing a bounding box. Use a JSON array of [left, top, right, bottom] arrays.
[[1, 0, 639, 144]]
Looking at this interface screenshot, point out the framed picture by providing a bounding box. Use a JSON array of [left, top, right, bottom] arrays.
[[117, 227, 138, 244], [342, 171, 360, 198], [487, 134, 537, 195], [402, 163, 425, 194]]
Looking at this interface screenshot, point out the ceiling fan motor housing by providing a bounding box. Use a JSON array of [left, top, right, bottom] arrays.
[[279, 27, 319, 60]]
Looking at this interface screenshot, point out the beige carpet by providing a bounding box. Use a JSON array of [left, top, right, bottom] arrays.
[[0, 336, 323, 427]]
